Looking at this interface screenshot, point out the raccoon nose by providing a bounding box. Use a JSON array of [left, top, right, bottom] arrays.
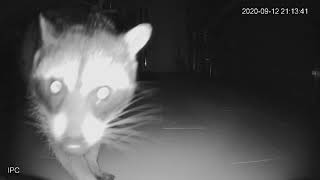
[[62, 136, 89, 155]]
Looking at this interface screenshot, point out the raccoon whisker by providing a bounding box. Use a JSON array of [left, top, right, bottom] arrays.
[[112, 132, 151, 144], [111, 136, 131, 145], [120, 110, 161, 122], [109, 135, 143, 147], [107, 127, 138, 134], [102, 133, 120, 141], [115, 92, 158, 117], [103, 98, 144, 119], [117, 104, 160, 117], [103, 128, 151, 146], [108, 106, 160, 126], [106, 132, 151, 151], [114, 136, 143, 147], [135, 86, 158, 96], [24, 119, 49, 137], [24, 119, 41, 129], [125, 103, 158, 111], [123, 104, 161, 115], [135, 86, 154, 94], [123, 95, 147, 108], [102, 138, 132, 152], [107, 116, 150, 128], [125, 88, 156, 106], [104, 128, 136, 139], [24, 103, 52, 141], [108, 116, 159, 130], [130, 95, 152, 104], [108, 128, 148, 140]]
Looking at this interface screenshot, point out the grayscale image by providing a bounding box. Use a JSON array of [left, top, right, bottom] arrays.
[[0, 0, 318, 180]]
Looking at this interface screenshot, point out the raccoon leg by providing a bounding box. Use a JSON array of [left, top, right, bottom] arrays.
[[53, 147, 97, 180], [85, 145, 115, 180]]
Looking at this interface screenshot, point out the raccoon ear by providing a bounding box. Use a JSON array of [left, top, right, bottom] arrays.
[[123, 23, 152, 59], [39, 14, 57, 46]]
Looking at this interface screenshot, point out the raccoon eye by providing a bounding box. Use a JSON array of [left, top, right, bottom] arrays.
[[50, 80, 63, 94], [96, 86, 111, 100]]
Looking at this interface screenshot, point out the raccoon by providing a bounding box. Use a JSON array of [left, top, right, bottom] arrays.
[[22, 13, 153, 180]]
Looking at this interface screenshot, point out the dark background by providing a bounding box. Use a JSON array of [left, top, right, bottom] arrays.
[[0, 0, 319, 179]]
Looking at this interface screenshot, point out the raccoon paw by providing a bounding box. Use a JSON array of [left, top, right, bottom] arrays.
[[96, 173, 115, 180]]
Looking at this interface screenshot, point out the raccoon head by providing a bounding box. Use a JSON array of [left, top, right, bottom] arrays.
[[30, 15, 152, 155]]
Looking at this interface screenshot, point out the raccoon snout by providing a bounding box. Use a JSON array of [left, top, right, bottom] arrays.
[[61, 136, 89, 155]]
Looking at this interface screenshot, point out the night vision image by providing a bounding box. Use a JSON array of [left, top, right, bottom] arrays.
[[0, 0, 319, 180]]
